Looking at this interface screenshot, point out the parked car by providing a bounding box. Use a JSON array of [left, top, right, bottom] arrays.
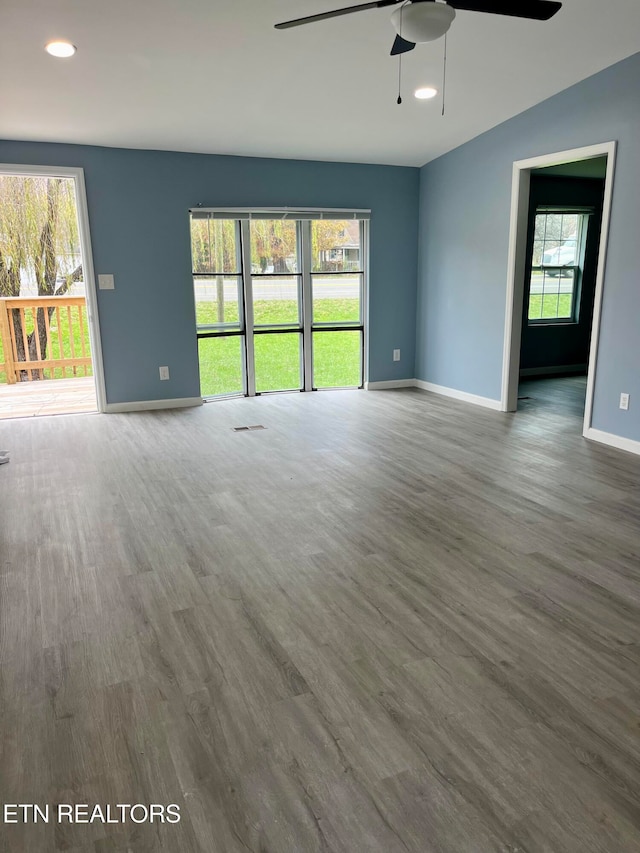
[[542, 242, 577, 275]]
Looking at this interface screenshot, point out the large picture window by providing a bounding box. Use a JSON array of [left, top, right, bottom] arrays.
[[528, 209, 589, 324], [190, 210, 368, 398]]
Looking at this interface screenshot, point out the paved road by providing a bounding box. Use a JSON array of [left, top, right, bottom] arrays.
[[194, 277, 359, 302], [23, 276, 568, 303], [529, 272, 574, 295], [194, 275, 570, 302]]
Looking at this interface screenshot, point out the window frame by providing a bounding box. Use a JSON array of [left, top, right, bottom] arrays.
[[527, 209, 589, 326], [308, 219, 365, 389], [189, 209, 369, 397]]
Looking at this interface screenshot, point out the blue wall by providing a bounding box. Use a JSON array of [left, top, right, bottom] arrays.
[[0, 141, 419, 403], [417, 51, 640, 442]]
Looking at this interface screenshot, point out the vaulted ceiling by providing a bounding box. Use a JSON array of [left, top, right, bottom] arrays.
[[1, 0, 639, 166]]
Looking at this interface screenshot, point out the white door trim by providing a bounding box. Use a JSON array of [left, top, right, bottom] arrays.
[[0, 162, 107, 412], [500, 141, 617, 438]]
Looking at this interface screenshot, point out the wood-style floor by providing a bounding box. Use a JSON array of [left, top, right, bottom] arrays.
[[518, 374, 588, 421], [1, 385, 639, 852]]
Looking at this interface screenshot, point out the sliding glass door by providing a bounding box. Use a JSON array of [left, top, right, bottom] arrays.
[[249, 219, 303, 393], [190, 210, 367, 399], [191, 216, 246, 397], [310, 219, 364, 389]]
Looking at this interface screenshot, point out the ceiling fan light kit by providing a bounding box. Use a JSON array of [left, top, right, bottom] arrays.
[[391, 2, 456, 44], [275, 0, 562, 105], [275, 0, 562, 44]]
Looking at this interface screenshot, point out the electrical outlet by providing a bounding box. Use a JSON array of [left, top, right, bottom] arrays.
[[393, 349, 401, 362], [619, 392, 630, 411], [159, 366, 170, 381]]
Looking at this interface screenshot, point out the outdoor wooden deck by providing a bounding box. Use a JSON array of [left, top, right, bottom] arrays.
[[0, 375, 97, 419]]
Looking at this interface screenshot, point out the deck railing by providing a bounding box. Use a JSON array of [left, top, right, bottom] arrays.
[[0, 296, 92, 384]]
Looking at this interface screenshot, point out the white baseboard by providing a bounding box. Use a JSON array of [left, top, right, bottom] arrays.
[[584, 427, 640, 456], [365, 379, 416, 390], [366, 377, 503, 411], [104, 396, 203, 414], [414, 379, 502, 411], [520, 364, 587, 377]]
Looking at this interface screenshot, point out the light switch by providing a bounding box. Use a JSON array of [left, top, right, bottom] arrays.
[[98, 274, 115, 290]]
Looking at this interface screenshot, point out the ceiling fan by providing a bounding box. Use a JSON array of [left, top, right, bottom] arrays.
[[275, 0, 562, 56]]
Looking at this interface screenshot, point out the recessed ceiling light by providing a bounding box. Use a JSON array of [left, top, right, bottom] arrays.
[[414, 86, 438, 100], [45, 41, 77, 58]]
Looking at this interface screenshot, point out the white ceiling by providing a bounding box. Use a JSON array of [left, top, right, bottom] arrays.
[[1, 0, 639, 167]]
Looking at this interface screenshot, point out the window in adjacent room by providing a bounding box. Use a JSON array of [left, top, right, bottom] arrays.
[[527, 209, 590, 324]]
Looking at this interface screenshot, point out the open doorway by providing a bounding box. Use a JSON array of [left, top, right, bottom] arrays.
[[0, 165, 105, 418], [501, 142, 616, 436], [518, 159, 606, 421]]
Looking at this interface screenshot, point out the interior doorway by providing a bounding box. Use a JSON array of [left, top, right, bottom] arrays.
[[501, 142, 617, 436], [0, 165, 105, 418], [517, 159, 606, 421]]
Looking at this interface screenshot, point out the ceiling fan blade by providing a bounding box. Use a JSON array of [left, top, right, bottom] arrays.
[[447, 0, 561, 21], [390, 34, 416, 55], [275, 0, 399, 30]]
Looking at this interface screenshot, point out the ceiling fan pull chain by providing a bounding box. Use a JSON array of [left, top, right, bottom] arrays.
[[441, 30, 448, 116], [397, 2, 405, 103]]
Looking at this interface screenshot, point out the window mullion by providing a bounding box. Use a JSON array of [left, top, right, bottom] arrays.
[[240, 220, 256, 397], [301, 220, 313, 391]]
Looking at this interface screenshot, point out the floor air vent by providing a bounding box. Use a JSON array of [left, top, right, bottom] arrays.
[[233, 425, 267, 432]]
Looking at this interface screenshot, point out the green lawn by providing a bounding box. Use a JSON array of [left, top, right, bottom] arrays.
[[528, 293, 573, 321], [197, 298, 362, 396], [0, 298, 359, 393]]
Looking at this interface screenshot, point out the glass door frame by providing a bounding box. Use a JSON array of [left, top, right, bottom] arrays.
[[194, 218, 249, 398], [243, 219, 304, 396], [191, 209, 369, 399], [304, 219, 366, 391], [0, 163, 106, 412]]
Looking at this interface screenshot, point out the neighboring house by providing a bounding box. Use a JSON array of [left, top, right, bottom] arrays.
[[319, 220, 361, 271]]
